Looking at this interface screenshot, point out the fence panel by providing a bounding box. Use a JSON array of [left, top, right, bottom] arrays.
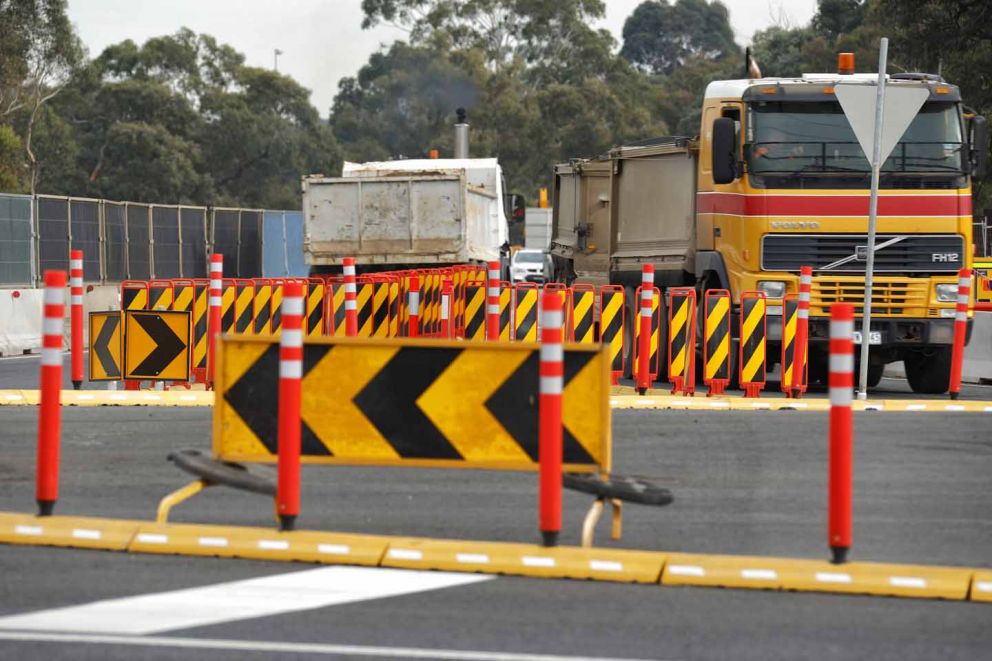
[[126, 203, 151, 280], [238, 210, 261, 278], [180, 207, 207, 278], [69, 198, 101, 281], [262, 211, 288, 277], [152, 206, 180, 278], [38, 196, 68, 278], [104, 202, 127, 281], [0, 193, 34, 284]]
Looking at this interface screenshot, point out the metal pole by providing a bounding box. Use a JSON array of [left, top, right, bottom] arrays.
[[857, 37, 888, 400]]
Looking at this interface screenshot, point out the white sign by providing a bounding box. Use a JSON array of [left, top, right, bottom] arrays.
[[834, 84, 930, 164]]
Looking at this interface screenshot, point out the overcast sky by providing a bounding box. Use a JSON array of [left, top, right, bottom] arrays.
[[67, 0, 817, 115]]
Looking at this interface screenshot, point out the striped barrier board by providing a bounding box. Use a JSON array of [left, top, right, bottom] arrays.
[[305, 279, 325, 338], [667, 287, 696, 396], [234, 279, 254, 334], [514, 283, 539, 342], [632, 286, 661, 382], [192, 280, 209, 372], [464, 282, 486, 340], [253, 279, 273, 336], [499, 282, 512, 341], [703, 289, 731, 396], [220, 279, 237, 334], [270, 279, 285, 335], [329, 282, 346, 337], [570, 285, 596, 344], [214, 336, 611, 472], [356, 281, 374, 337], [739, 291, 767, 398], [781, 294, 807, 396], [148, 280, 174, 311], [121, 281, 149, 311], [600, 286, 625, 383]]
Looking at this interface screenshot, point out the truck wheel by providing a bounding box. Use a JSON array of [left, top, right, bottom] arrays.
[[867, 362, 884, 388], [904, 347, 952, 394]]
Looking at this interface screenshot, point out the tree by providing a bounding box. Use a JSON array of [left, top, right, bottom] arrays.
[[620, 0, 739, 75], [0, 125, 27, 191], [0, 0, 83, 193], [812, 0, 866, 40]]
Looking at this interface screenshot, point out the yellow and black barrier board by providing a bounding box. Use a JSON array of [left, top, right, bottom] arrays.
[[780, 295, 802, 393], [632, 287, 661, 381], [499, 283, 512, 341], [356, 282, 374, 337], [121, 284, 148, 310], [600, 286, 625, 374], [703, 292, 731, 384], [270, 280, 285, 335], [148, 281, 174, 311], [464, 283, 485, 340], [388, 281, 400, 337], [372, 282, 390, 338], [253, 280, 272, 335], [123, 309, 191, 381], [235, 281, 254, 334], [740, 293, 767, 388], [193, 282, 208, 369], [667, 289, 694, 383], [330, 283, 346, 336], [172, 280, 195, 313], [514, 285, 538, 342], [570, 286, 596, 343], [305, 280, 325, 337], [88, 311, 122, 381], [214, 336, 611, 472], [220, 280, 237, 334]]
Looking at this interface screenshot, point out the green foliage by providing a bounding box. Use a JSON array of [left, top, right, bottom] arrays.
[[0, 124, 27, 191], [620, 0, 739, 76]]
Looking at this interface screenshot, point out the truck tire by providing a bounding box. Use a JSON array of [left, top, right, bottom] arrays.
[[867, 362, 884, 388], [904, 347, 952, 394]]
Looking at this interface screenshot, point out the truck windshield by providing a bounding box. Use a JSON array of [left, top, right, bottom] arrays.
[[746, 100, 964, 186]]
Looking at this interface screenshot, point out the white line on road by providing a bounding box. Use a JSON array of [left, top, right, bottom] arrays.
[[0, 631, 667, 661], [0, 567, 492, 636]]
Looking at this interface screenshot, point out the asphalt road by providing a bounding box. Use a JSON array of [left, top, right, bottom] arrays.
[[0, 406, 989, 659]]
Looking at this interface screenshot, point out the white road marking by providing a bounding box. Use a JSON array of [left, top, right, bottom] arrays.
[[388, 548, 423, 561], [0, 631, 664, 661], [589, 560, 623, 572], [135, 533, 168, 544], [521, 556, 556, 568], [889, 576, 927, 589], [456, 553, 490, 564], [815, 572, 852, 584], [317, 543, 350, 555], [667, 565, 705, 577], [0, 567, 491, 635], [740, 569, 777, 581]]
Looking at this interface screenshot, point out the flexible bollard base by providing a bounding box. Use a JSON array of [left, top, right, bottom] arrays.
[[830, 545, 848, 565], [279, 514, 296, 532], [37, 500, 54, 517], [637, 387, 647, 396], [541, 530, 558, 548], [950, 391, 959, 401], [72, 381, 81, 391]]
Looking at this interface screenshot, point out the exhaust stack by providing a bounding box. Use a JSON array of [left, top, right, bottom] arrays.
[[454, 107, 469, 159]]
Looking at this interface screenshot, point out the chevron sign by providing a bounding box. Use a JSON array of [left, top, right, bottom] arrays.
[[214, 336, 611, 472]]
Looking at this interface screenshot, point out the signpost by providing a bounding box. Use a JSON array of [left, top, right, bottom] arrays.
[[835, 38, 930, 399]]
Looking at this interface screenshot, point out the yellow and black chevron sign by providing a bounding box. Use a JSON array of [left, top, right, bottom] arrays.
[[464, 283, 485, 340], [88, 311, 122, 381], [215, 336, 610, 472], [600, 287, 624, 374], [739, 292, 766, 387], [514, 285, 538, 341]]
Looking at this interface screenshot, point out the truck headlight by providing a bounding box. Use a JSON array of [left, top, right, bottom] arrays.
[[758, 281, 786, 299], [935, 284, 958, 302]]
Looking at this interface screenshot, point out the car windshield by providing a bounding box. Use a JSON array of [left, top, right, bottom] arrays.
[[514, 252, 544, 264], [746, 100, 964, 176]]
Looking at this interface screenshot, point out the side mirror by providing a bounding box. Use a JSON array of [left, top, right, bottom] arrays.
[[712, 117, 739, 184], [969, 115, 988, 179]]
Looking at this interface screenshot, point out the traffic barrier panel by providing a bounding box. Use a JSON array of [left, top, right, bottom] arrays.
[[171, 279, 195, 314], [69, 250, 83, 389], [356, 280, 374, 338], [121, 280, 149, 311], [633, 284, 661, 392], [464, 281, 486, 340], [37, 270, 66, 516], [569, 284, 596, 344], [514, 283, 539, 342], [499, 281, 513, 341], [192, 279, 209, 380], [829, 302, 854, 564], [543, 283, 569, 337], [88, 311, 122, 381], [148, 279, 174, 311], [252, 279, 273, 336], [667, 287, 696, 396], [703, 289, 731, 396], [220, 278, 237, 334], [270, 278, 285, 335], [372, 280, 390, 338], [305, 278, 325, 338], [600, 286, 625, 385], [213, 336, 609, 473], [234, 279, 255, 334], [388, 279, 400, 338], [739, 291, 767, 398], [781, 294, 807, 397], [949, 268, 971, 399], [328, 281, 346, 337]]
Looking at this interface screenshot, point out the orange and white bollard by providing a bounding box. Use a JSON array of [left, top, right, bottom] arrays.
[[408, 274, 420, 338], [207, 254, 223, 386], [440, 277, 453, 339], [343, 257, 358, 337], [828, 302, 854, 564], [949, 267, 971, 400], [69, 250, 83, 390], [539, 291, 564, 547], [792, 265, 812, 398], [637, 264, 654, 395], [486, 260, 500, 341], [277, 280, 304, 531], [37, 270, 67, 516]]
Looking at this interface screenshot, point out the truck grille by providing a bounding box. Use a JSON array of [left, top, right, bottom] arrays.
[[762, 234, 964, 272], [810, 277, 929, 317]]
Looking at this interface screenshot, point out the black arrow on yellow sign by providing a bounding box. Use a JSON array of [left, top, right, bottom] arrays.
[[95, 314, 120, 378], [219, 340, 606, 470], [123, 310, 192, 381]]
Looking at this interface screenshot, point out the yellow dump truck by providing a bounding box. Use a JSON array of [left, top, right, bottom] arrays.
[[551, 55, 988, 393]]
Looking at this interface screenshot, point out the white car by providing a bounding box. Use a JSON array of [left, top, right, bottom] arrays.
[[510, 249, 550, 283]]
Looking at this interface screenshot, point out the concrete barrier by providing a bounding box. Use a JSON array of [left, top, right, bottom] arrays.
[[884, 312, 992, 384], [0, 286, 119, 356]]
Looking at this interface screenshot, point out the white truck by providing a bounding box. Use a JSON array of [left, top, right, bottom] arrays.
[[301, 158, 509, 273]]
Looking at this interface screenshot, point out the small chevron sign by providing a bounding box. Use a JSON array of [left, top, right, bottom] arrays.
[[215, 336, 610, 472], [88, 311, 122, 381]]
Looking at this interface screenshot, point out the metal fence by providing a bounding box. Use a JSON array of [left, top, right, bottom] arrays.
[[0, 193, 306, 285]]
